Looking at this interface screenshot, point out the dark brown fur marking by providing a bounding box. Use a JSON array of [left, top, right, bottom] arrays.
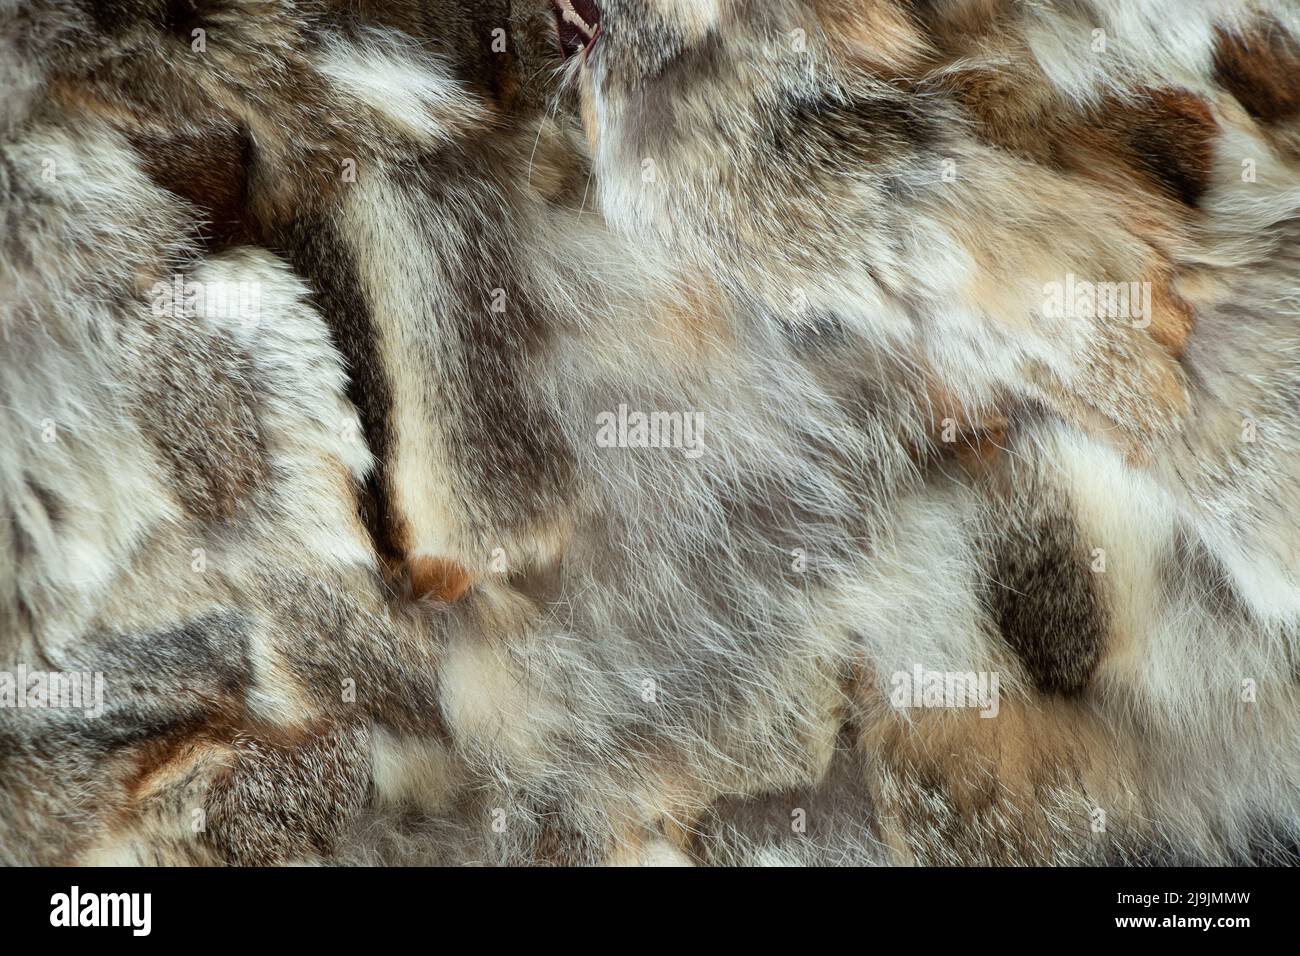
[[130, 121, 258, 251], [941, 55, 1219, 210], [985, 505, 1108, 696], [1102, 89, 1219, 209], [403, 157, 577, 534], [277, 214, 405, 562], [1214, 21, 1300, 125]]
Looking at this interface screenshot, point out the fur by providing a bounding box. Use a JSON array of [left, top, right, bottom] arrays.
[[1, 0, 1298, 866]]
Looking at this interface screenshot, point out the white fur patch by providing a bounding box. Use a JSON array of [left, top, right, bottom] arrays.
[[318, 28, 484, 145]]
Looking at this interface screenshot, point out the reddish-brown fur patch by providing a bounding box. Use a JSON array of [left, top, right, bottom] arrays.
[[660, 278, 734, 358], [126, 711, 244, 803], [127, 714, 341, 803], [947, 71, 1220, 213], [1214, 21, 1300, 125], [1144, 268, 1197, 358], [407, 555, 475, 603], [939, 55, 1058, 163], [1095, 89, 1220, 210]]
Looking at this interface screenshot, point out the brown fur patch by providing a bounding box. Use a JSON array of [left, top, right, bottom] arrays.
[[44, 71, 252, 249], [407, 555, 475, 603], [125, 707, 248, 804], [948, 70, 1219, 212], [129, 735, 234, 804], [985, 502, 1109, 696], [130, 121, 257, 250], [940, 54, 1058, 163], [860, 696, 1142, 864], [1095, 89, 1220, 210], [200, 721, 371, 865], [1144, 267, 1197, 357], [659, 277, 734, 359], [911, 0, 1010, 43], [1214, 20, 1300, 126]]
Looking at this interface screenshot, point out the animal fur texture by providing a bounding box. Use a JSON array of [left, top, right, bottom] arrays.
[[1, 0, 1298, 866]]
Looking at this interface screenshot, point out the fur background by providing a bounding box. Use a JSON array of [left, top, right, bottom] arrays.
[[1, 0, 1298, 865]]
